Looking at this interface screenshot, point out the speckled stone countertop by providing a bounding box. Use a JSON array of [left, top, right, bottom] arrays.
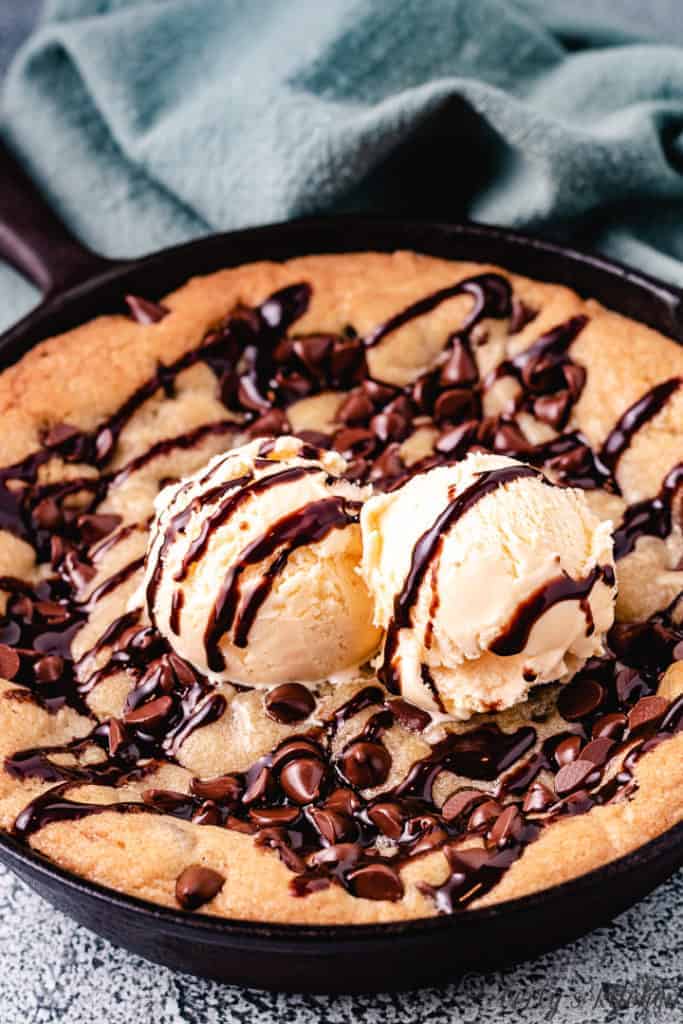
[[1, 866, 681, 1022], [0, 3, 681, 1022]]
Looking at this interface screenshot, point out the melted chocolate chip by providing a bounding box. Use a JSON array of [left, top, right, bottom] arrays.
[[347, 862, 404, 901], [280, 757, 325, 804], [175, 865, 225, 910], [554, 759, 600, 797], [558, 678, 605, 721], [340, 741, 392, 789], [264, 683, 315, 724], [0, 643, 20, 680]]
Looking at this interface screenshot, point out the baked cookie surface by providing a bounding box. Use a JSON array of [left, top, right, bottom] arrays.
[[0, 251, 681, 924]]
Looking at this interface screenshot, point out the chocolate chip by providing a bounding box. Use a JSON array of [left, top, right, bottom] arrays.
[[436, 419, 478, 456], [337, 391, 374, 426], [279, 757, 325, 804], [387, 697, 431, 732], [249, 806, 301, 827], [508, 298, 537, 334], [309, 842, 362, 870], [273, 370, 313, 402], [270, 736, 323, 769], [77, 513, 122, 545], [615, 667, 649, 704], [193, 802, 222, 827], [340, 741, 391, 789], [175, 865, 225, 910], [591, 712, 627, 740], [9, 595, 33, 621], [264, 683, 315, 724], [332, 427, 375, 458], [32, 498, 61, 530], [440, 340, 478, 387], [123, 695, 174, 729], [434, 388, 476, 423], [347, 862, 404, 902], [107, 718, 126, 757], [369, 443, 405, 482], [411, 372, 438, 413], [43, 422, 81, 450], [143, 789, 193, 813], [241, 765, 273, 804], [226, 815, 257, 836], [554, 735, 582, 767], [296, 430, 330, 449], [125, 294, 170, 325], [488, 805, 523, 848], [35, 600, 70, 624], [330, 337, 364, 381], [407, 819, 447, 856], [562, 363, 586, 400], [468, 798, 502, 831], [557, 678, 605, 721], [441, 788, 486, 822], [237, 375, 271, 414], [627, 695, 669, 733], [167, 653, 198, 688], [247, 409, 289, 438], [580, 737, 615, 766], [191, 774, 243, 804], [293, 335, 333, 373], [362, 380, 397, 407], [34, 655, 64, 684], [533, 391, 571, 430], [324, 787, 361, 815], [307, 807, 355, 844], [370, 411, 409, 443], [492, 421, 532, 454], [523, 781, 554, 813], [368, 801, 403, 839], [0, 644, 20, 680], [554, 759, 600, 797]]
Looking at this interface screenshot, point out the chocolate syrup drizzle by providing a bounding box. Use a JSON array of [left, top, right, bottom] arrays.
[[380, 465, 540, 692], [0, 273, 681, 913]]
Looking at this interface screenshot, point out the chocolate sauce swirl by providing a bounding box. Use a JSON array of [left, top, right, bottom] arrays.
[[490, 565, 616, 656], [206, 496, 361, 669], [600, 377, 681, 473], [380, 465, 539, 691], [363, 273, 511, 349]]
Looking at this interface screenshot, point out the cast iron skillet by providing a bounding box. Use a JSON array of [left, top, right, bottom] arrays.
[[0, 144, 681, 993]]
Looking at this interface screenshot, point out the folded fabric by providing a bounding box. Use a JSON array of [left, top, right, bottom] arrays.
[[3, 0, 683, 332]]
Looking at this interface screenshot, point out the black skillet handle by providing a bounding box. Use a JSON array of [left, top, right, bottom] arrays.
[[0, 142, 116, 298]]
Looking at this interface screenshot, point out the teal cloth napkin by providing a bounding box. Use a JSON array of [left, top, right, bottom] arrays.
[[3, 0, 683, 333]]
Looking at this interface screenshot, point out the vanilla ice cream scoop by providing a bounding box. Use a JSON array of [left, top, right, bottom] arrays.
[[361, 453, 617, 719], [141, 436, 381, 686]]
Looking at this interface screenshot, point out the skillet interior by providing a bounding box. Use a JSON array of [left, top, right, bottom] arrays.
[[0, 215, 681, 991]]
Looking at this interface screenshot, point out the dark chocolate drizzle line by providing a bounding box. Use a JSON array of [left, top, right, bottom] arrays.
[[207, 496, 360, 668], [600, 377, 681, 473], [613, 462, 683, 560], [380, 466, 540, 691], [363, 273, 511, 349], [490, 565, 616, 657], [176, 466, 322, 582], [145, 473, 254, 628]]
